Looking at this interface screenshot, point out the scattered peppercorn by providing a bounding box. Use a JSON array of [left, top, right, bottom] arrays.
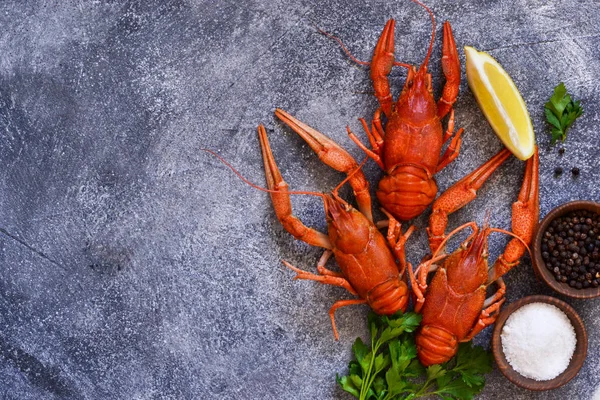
[[572, 167, 580, 177], [558, 147, 565, 155], [542, 209, 600, 289], [554, 167, 563, 177]]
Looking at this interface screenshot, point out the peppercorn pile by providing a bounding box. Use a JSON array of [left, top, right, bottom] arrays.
[[541, 210, 600, 289]]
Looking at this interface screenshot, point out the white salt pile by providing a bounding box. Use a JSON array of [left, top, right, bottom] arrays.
[[501, 302, 576, 381], [594, 384, 600, 400]]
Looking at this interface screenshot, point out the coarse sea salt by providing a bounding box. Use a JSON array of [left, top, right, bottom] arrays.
[[501, 302, 576, 381]]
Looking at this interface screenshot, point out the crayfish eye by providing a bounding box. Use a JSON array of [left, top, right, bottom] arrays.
[[407, 80, 413, 88]]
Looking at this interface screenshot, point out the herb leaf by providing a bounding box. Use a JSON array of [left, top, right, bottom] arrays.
[[353, 337, 371, 374], [337, 374, 361, 397], [337, 312, 493, 400], [544, 82, 583, 144]]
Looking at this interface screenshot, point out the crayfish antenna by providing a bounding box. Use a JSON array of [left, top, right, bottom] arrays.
[[317, 24, 411, 69], [488, 227, 533, 262], [332, 156, 369, 195], [482, 210, 492, 228], [409, 0, 436, 69], [429, 221, 478, 261], [329, 155, 369, 212], [315, 25, 370, 66], [200, 145, 324, 199]]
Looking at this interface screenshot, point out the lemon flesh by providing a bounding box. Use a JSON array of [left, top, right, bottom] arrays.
[[464, 46, 535, 160]]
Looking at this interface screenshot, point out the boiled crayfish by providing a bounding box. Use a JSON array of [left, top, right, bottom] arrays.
[[346, 0, 463, 221], [258, 109, 417, 339], [408, 148, 539, 366]]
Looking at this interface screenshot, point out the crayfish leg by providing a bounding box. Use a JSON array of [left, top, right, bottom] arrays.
[[315, 250, 343, 277], [282, 259, 364, 341], [463, 278, 507, 342], [282, 260, 357, 296], [436, 126, 464, 173], [407, 262, 426, 313], [328, 299, 367, 341], [382, 207, 415, 274]]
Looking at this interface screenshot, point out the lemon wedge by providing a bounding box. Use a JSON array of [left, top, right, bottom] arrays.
[[464, 46, 535, 160]]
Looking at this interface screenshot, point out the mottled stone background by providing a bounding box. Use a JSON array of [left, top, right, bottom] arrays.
[[1, 0, 599, 399]]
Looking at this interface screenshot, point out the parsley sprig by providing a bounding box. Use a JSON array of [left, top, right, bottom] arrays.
[[544, 82, 583, 144], [337, 312, 493, 400]]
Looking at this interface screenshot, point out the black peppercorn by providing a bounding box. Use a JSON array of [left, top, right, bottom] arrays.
[[566, 266, 573, 274], [543, 209, 600, 289], [588, 243, 595, 252], [554, 167, 563, 177]]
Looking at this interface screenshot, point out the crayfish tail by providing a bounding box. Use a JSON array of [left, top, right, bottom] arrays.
[[367, 277, 409, 315], [415, 325, 458, 366]]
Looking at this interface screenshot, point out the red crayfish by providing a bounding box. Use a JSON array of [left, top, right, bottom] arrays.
[[342, 0, 463, 221], [257, 109, 416, 339], [410, 148, 539, 366]]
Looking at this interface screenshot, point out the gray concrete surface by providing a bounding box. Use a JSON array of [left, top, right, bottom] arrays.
[[1, 0, 600, 398]]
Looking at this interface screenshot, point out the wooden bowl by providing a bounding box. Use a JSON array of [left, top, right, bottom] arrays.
[[532, 200, 600, 298], [492, 295, 587, 391]]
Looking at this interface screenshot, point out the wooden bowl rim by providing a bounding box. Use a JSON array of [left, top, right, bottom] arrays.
[[532, 200, 600, 299], [491, 295, 588, 391]]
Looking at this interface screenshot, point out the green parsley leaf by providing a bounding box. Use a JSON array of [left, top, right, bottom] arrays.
[[374, 352, 391, 373], [336, 374, 360, 398], [373, 376, 387, 399], [404, 358, 426, 378], [433, 342, 492, 399], [455, 342, 493, 375], [544, 82, 583, 144], [436, 372, 452, 389], [389, 337, 416, 373], [353, 337, 371, 375], [434, 377, 480, 400], [348, 360, 361, 377], [337, 314, 492, 400], [350, 374, 363, 390], [426, 365, 447, 381]]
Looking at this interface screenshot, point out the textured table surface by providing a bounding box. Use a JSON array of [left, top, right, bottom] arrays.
[[1, 0, 600, 399]]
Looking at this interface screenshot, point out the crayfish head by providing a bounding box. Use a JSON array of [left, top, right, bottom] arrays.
[[447, 225, 491, 293], [396, 66, 436, 122], [324, 194, 370, 254]]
